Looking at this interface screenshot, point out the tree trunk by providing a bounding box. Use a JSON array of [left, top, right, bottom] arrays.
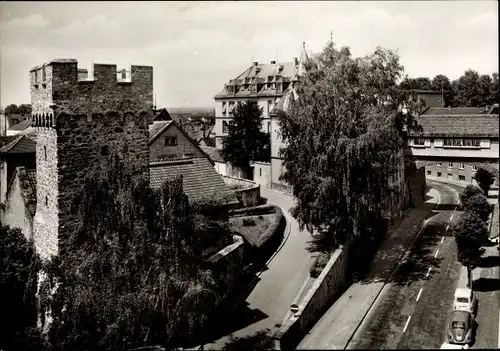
[[467, 267, 472, 289]]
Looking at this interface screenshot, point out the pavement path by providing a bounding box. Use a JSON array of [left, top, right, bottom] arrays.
[[298, 185, 441, 350], [201, 188, 316, 349]]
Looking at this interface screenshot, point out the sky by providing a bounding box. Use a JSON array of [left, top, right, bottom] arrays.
[[0, 1, 498, 108]]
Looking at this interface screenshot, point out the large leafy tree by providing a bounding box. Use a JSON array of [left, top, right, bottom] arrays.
[[474, 168, 495, 197], [277, 41, 421, 252], [453, 211, 488, 288], [399, 77, 432, 91], [42, 155, 228, 350], [0, 225, 42, 350], [459, 184, 484, 209], [463, 193, 492, 222], [451, 69, 482, 107], [221, 100, 271, 179], [4, 104, 31, 115], [431, 74, 453, 106]]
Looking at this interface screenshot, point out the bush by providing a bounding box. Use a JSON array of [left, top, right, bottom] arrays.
[[310, 252, 332, 278], [243, 218, 256, 226], [463, 193, 492, 222]]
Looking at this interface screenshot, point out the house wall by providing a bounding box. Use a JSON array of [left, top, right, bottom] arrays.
[[416, 93, 443, 108], [253, 162, 271, 189], [409, 138, 499, 159], [30, 60, 153, 260], [3, 169, 33, 242], [149, 123, 205, 161]]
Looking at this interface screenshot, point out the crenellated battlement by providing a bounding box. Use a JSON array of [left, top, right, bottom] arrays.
[[30, 59, 154, 116]]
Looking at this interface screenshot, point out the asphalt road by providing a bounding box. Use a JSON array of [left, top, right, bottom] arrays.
[[348, 180, 466, 349], [202, 188, 316, 349]]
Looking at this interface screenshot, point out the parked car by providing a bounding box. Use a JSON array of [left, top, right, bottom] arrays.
[[453, 288, 477, 316], [447, 310, 475, 345], [440, 342, 469, 349]]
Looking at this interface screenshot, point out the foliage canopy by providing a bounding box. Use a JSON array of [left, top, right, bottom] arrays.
[[474, 168, 495, 197], [277, 41, 421, 252]]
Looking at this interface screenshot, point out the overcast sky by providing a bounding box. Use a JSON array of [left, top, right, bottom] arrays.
[[0, 1, 498, 108]]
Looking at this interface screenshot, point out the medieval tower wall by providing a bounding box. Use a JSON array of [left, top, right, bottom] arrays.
[[30, 59, 153, 260]]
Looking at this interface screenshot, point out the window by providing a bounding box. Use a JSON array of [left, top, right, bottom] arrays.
[[437, 172, 442, 177], [444, 139, 453, 146], [260, 168, 262, 177], [223, 121, 229, 134], [448, 174, 453, 180], [427, 170, 432, 176], [164, 136, 177, 146], [472, 139, 480, 147], [267, 122, 271, 134], [414, 138, 425, 146], [464, 139, 473, 147], [471, 165, 477, 172], [448, 162, 453, 168], [453, 139, 463, 147], [44, 146, 47, 161], [45, 196, 48, 207], [222, 102, 227, 114], [459, 175, 466, 181], [437, 163, 442, 167], [458, 163, 464, 169]]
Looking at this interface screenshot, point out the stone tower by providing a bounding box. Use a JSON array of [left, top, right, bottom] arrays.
[[30, 59, 153, 260]]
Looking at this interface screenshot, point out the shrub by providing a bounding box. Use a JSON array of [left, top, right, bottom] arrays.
[[243, 218, 256, 226], [310, 252, 332, 278]]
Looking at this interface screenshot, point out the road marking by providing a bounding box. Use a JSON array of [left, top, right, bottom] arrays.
[[434, 249, 440, 258], [441, 237, 445, 244], [446, 225, 449, 231], [403, 315, 412, 332], [426, 267, 432, 277], [416, 288, 423, 302], [450, 214, 454, 220]]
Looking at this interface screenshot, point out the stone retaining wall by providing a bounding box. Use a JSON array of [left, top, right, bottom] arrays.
[[276, 239, 354, 350], [222, 175, 260, 207]]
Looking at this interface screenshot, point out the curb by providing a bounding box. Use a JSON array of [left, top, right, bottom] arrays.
[[343, 187, 442, 350]]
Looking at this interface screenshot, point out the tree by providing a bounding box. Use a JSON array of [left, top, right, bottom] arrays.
[[488, 73, 499, 105], [4, 104, 19, 115], [17, 104, 32, 115], [399, 77, 432, 91], [431, 74, 453, 106], [277, 41, 421, 252], [453, 211, 488, 288], [474, 168, 495, 197], [0, 225, 41, 350], [464, 193, 492, 222], [452, 70, 482, 107], [42, 155, 228, 350], [459, 184, 484, 209], [221, 100, 270, 179]]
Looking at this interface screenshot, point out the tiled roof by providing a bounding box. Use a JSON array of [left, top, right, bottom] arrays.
[[153, 108, 172, 122], [420, 107, 488, 116], [0, 134, 36, 154], [148, 121, 173, 144], [414, 115, 499, 137], [8, 118, 32, 131], [201, 146, 224, 163], [149, 157, 236, 203]]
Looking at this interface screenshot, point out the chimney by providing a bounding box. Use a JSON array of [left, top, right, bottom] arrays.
[[293, 57, 298, 66], [253, 62, 258, 66], [270, 60, 276, 64]]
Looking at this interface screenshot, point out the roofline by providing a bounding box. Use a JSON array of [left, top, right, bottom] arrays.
[[148, 120, 215, 166], [0, 134, 24, 154]]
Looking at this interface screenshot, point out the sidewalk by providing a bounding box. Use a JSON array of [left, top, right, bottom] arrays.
[[298, 187, 441, 349]]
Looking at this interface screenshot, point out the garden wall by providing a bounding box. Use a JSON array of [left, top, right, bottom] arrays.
[[222, 175, 261, 207], [208, 234, 245, 294], [276, 238, 354, 350]]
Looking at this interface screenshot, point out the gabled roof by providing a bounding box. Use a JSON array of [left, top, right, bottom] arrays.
[[414, 114, 499, 137], [153, 108, 172, 122], [8, 118, 32, 131], [201, 146, 224, 163], [0, 134, 36, 154], [148, 120, 214, 164], [149, 157, 237, 204], [420, 107, 489, 116]]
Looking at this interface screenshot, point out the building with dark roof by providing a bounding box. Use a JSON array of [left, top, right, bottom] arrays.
[[409, 112, 499, 184], [149, 157, 237, 206]]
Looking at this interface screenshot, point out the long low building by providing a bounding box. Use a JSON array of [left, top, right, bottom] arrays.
[[409, 105, 499, 183]]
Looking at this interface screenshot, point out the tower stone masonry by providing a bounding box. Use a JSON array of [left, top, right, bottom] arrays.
[[30, 59, 153, 260]]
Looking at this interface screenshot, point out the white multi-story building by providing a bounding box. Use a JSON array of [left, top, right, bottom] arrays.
[[212, 43, 308, 191]]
